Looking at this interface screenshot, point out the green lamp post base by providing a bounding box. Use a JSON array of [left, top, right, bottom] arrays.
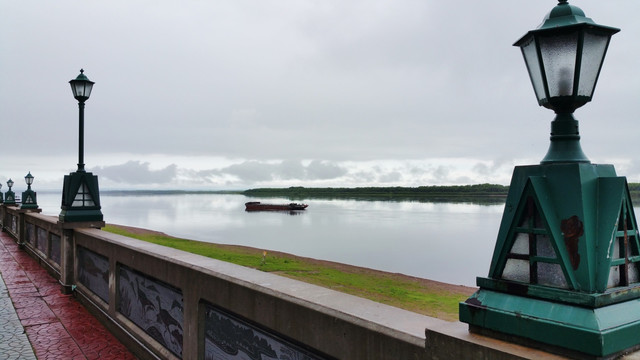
[[59, 171, 103, 224], [4, 191, 16, 206], [460, 162, 640, 358], [460, 289, 640, 358]]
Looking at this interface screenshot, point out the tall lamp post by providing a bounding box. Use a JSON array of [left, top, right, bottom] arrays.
[[59, 69, 104, 226], [459, 2, 640, 358]]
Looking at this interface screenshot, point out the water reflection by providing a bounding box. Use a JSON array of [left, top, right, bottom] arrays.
[[36, 192, 502, 286], [246, 211, 306, 216]]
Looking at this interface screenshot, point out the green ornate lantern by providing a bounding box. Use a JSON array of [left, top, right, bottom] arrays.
[[459, 2, 640, 358]]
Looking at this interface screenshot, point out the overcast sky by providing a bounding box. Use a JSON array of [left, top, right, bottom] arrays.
[[2, 1, 640, 191]]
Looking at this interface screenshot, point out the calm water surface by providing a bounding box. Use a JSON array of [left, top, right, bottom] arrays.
[[37, 193, 504, 286]]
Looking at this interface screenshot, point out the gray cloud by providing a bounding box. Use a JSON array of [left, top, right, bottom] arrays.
[[2, 1, 638, 189], [92, 161, 177, 184], [216, 160, 347, 183]]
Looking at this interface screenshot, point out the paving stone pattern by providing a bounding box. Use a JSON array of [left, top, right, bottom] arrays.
[[0, 232, 137, 359]]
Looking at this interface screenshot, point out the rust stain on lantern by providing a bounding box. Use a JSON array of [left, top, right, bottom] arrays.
[[561, 215, 583, 270]]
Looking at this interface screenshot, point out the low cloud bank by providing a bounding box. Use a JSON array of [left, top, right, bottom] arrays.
[[90, 158, 516, 189]]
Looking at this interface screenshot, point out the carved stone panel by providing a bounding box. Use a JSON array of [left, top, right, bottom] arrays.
[[118, 265, 184, 358], [50, 233, 61, 265], [204, 302, 327, 360], [36, 226, 47, 253], [77, 246, 109, 303]]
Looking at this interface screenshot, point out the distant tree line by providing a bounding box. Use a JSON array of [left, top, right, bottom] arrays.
[[100, 183, 640, 203], [243, 183, 640, 203]]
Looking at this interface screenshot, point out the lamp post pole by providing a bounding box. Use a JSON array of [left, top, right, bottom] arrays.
[[78, 100, 85, 172]]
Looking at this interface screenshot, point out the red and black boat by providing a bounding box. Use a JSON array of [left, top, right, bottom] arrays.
[[245, 202, 308, 211]]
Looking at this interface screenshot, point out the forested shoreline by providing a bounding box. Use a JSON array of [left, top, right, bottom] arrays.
[[98, 183, 640, 202], [244, 183, 640, 202]]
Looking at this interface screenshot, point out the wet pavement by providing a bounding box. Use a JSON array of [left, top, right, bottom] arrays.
[[0, 232, 137, 359]]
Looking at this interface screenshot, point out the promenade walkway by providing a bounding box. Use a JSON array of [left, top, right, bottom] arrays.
[[0, 231, 136, 359]]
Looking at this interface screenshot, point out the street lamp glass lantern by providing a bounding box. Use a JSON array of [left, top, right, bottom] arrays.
[[514, 0, 619, 113], [7, 179, 14, 189], [69, 69, 95, 102], [25, 172, 34, 186]]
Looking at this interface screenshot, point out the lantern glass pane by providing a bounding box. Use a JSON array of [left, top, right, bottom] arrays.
[[536, 235, 556, 258], [72, 183, 95, 207], [539, 31, 579, 97], [630, 263, 640, 284], [520, 35, 546, 102], [73, 82, 85, 97], [612, 238, 621, 259], [502, 259, 530, 283], [608, 266, 620, 288], [578, 31, 609, 97], [510, 233, 529, 255], [537, 262, 568, 288], [83, 82, 93, 98]]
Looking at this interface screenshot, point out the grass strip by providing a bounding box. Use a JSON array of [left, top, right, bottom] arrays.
[[104, 224, 473, 321]]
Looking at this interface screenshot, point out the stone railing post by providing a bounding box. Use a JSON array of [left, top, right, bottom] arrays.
[[0, 204, 5, 231], [1, 204, 8, 233], [60, 228, 75, 294], [16, 208, 42, 248]]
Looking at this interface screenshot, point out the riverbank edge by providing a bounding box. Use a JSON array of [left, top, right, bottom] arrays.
[[104, 224, 477, 321]]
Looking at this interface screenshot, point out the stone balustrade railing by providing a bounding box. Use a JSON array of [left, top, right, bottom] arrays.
[[0, 204, 556, 359]]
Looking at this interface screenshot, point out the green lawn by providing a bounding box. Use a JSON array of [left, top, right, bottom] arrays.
[[104, 224, 474, 321]]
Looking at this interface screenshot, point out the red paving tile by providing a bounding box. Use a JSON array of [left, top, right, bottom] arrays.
[[0, 232, 138, 359]]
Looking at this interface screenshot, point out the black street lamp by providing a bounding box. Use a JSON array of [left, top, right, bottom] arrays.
[[59, 69, 104, 226]]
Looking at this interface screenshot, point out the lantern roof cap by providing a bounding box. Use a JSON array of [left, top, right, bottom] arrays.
[[536, 1, 619, 32], [514, 1, 619, 47], [70, 69, 93, 83], [539, 1, 589, 28]]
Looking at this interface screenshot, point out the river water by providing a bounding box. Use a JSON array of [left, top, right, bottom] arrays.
[[35, 192, 505, 287]]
